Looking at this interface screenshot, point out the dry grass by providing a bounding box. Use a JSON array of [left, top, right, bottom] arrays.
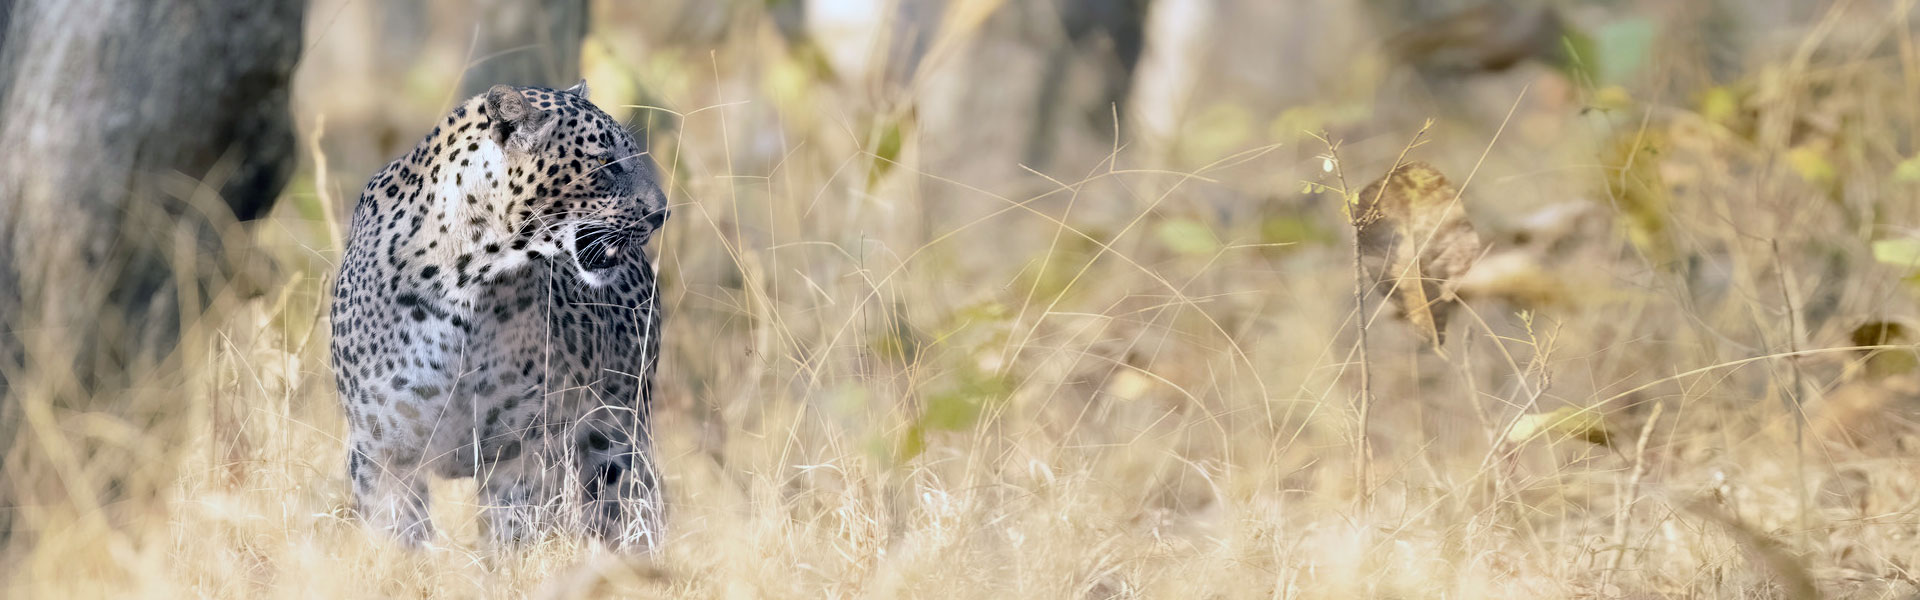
[[8, 1, 1920, 598]]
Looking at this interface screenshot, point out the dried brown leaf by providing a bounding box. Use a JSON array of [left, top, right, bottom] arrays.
[[1811, 374, 1920, 452], [1454, 251, 1570, 307], [1356, 161, 1485, 347]]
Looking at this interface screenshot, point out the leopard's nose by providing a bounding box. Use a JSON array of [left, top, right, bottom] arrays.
[[573, 225, 623, 271]]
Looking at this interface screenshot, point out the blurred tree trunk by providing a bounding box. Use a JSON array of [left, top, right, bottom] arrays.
[[0, 0, 304, 542], [1024, 0, 1149, 168], [1128, 0, 1211, 155], [460, 0, 588, 97]]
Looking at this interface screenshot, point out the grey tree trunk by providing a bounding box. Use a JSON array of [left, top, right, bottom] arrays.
[[0, 0, 304, 542], [460, 0, 588, 96]]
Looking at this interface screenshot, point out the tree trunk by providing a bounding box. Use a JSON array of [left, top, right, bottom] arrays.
[[0, 0, 304, 542], [460, 0, 588, 97]]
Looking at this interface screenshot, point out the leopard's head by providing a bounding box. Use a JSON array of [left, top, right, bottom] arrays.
[[485, 82, 668, 288]]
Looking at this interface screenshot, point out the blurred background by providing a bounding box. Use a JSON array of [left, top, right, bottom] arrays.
[[4, 0, 1920, 597]]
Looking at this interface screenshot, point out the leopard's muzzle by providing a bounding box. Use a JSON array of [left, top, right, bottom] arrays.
[[570, 223, 629, 274]]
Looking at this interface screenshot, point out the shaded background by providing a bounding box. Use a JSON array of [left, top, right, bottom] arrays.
[[5, 0, 1920, 597]]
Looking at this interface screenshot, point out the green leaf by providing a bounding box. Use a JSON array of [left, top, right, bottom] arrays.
[[1556, 28, 1600, 84], [1017, 230, 1106, 305], [921, 393, 982, 432], [866, 117, 906, 189], [1593, 18, 1656, 86], [1155, 218, 1220, 256], [920, 371, 1010, 432], [1178, 103, 1252, 162], [868, 315, 922, 364], [893, 363, 1014, 465], [951, 299, 1008, 324], [892, 425, 927, 463], [1259, 215, 1331, 249]]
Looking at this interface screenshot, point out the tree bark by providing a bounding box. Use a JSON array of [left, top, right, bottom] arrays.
[[0, 0, 304, 541], [460, 0, 588, 97]]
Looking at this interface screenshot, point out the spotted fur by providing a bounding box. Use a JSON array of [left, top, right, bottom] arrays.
[[329, 82, 669, 550]]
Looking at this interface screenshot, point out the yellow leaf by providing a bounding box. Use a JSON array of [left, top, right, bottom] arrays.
[[1103, 370, 1155, 402], [1507, 406, 1612, 447], [763, 54, 815, 110], [1787, 144, 1836, 186], [1895, 155, 1920, 182], [1699, 86, 1740, 125], [1850, 321, 1918, 380], [1454, 251, 1569, 306], [1591, 85, 1634, 112], [1874, 238, 1920, 268], [1601, 129, 1673, 264]]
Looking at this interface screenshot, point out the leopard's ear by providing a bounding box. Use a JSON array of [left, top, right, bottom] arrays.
[[485, 84, 555, 153], [563, 79, 590, 99]]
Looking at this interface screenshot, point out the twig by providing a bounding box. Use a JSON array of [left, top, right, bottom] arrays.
[[1770, 240, 1810, 547], [306, 114, 343, 251], [1316, 132, 1375, 511], [1315, 123, 1431, 512], [1604, 401, 1663, 589]]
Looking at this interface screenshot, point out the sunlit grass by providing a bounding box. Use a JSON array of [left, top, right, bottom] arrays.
[[8, 1, 1920, 598]]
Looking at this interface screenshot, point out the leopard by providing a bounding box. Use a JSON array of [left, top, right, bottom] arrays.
[[328, 81, 670, 551]]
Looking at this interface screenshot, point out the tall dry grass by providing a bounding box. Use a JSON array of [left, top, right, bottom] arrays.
[[6, 1, 1920, 598]]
